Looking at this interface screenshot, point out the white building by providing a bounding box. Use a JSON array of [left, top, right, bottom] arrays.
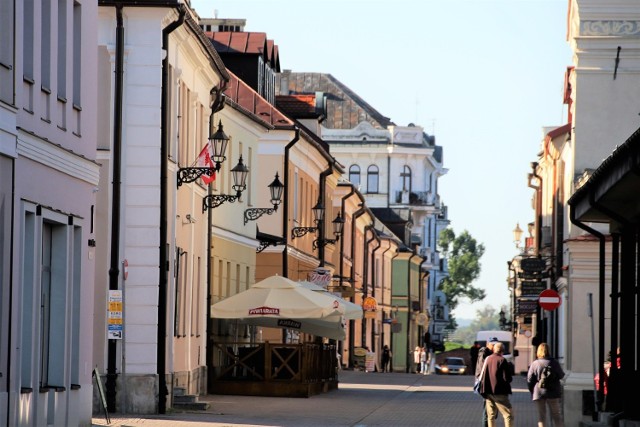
[[1, 0, 100, 425], [96, 1, 229, 414]]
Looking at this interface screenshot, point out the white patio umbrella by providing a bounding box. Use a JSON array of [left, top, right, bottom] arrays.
[[210, 275, 346, 338], [298, 281, 363, 320]]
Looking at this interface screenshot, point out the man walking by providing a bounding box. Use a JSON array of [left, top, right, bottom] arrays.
[[481, 342, 514, 427], [475, 337, 499, 427]]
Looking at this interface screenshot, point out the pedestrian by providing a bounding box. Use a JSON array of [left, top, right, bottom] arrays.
[[420, 347, 428, 375], [470, 341, 480, 373], [381, 345, 391, 373], [475, 337, 499, 427], [480, 341, 514, 427], [527, 342, 565, 427], [413, 346, 421, 373]]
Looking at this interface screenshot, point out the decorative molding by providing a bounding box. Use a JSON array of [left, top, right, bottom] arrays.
[[17, 129, 100, 185], [581, 20, 640, 36]]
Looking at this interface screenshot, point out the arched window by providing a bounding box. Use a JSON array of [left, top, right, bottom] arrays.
[[367, 165, 379, 194], [349, 165, 361, 187], [401, 165, 412, 192]]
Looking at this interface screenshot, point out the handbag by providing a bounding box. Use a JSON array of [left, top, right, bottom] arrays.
[[473, 357, 488, 397]]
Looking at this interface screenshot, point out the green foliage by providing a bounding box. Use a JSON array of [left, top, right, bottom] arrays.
[[437, 228, 486, 311], [444, 342, 467, 352], [450, 304, 507, 345]]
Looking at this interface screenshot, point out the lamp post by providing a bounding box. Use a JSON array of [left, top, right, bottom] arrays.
[[202, 155, 249, 211], [291, 199, 344, 250], [177, 120, 230, 187], [513, 223, 523, 251], [243, 173, 284, 224]]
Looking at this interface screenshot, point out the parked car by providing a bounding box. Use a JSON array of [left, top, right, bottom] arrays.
[[435, 357, 467, 375]]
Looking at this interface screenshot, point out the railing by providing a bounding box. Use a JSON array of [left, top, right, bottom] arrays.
[[209, 341, 338, 396]]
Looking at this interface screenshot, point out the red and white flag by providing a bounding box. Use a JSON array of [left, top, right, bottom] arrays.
[[196, 143, 216, 185]]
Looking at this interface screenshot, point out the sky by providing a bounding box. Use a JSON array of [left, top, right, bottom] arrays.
[[190, 0, 573, 321]]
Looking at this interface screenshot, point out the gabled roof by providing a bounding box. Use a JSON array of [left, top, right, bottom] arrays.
[[224, 71, 293, 129], [279, 72, 393, 130]]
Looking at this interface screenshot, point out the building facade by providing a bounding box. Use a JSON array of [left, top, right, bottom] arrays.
[[1, 0, 100, 425]]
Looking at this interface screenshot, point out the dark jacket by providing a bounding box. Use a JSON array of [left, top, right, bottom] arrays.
[[481, 353, 512, 396], [475, 347, 493, 379], [527, 357, 564, 400]]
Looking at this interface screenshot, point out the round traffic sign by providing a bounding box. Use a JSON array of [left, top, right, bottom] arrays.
[[539, 289, 561, 311]]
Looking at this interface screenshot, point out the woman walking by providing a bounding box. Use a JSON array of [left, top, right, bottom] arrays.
[[527, 342, 565, 427]]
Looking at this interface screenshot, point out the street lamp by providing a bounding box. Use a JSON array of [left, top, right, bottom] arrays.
[[202, 155, 249, 211], [243, 173, 285, 224], [513, 223, 523, 250], [291, 198, 344, 249], [499, 308, 508, 331], [177, 120, 230, 187]]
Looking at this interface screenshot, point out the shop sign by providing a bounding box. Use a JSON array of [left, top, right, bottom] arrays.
[[362, 296, 378, 312], [516, 298, 538, 315], [308, 268, 331, 287], [520, 281, 546, 296]]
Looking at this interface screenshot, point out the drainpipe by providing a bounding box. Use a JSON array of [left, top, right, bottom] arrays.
[[337, 184, 355, 358], [318, 163, 334, 266], [528, 162, 542, 255], [405, 252, 418, 372], [159, 6, 185, 414], [282, 128, 300, 277], [380, 244, 391, 350], [588, 197, 629, 412], [106, 5, 125, 412], [369, 230, 381, 350], [569, 200, 605, 417], [418, 257, 427, 344], [349, 204, 366, 366], [205, 83, 227, 392], [362, 223, 376, 349]]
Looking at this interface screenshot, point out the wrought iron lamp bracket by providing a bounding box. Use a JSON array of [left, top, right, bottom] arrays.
[[244, 207, 276, 225], [202, 193, 240, 212], [177, 167, 216, 187], [291, 226, 318, 240]]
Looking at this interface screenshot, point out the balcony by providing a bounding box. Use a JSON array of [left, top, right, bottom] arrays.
[[395, 191, 440, 207]]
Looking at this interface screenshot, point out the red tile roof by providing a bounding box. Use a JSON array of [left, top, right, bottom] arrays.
[[224, 71, 293, 128]]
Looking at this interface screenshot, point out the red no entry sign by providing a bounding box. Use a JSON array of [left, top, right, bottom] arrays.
[[539, 289, 561, 311]]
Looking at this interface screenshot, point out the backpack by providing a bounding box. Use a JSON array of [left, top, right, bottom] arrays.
[[538, 365, 556, 389]]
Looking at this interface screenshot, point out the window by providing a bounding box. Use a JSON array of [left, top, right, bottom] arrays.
[[57, 0, 68, 101], [349, 165, 360, 187], [401, 165, 412, 192], [72, 1, 81, 107], [41, 0, 51, 91], [29, 209, 80, 391], [0, 0, 14, 103], [23, 0, 35, 81], [367, 165, 379, 194]]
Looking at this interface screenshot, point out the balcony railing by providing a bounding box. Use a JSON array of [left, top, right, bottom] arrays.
[[395, 191, 440, 207]]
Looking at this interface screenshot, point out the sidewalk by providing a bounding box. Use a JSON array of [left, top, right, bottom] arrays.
[[92, 370, 539, 426]]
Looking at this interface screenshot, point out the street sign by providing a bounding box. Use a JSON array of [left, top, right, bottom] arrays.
[[539, 289, 561, 311], [518, 271, 550, 280], [520, 257, 547, 272], [520, 281, 546, 296], [516, 298, 538, 315]]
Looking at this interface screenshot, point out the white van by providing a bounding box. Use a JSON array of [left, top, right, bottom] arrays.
[[476, 330, 515, 362]]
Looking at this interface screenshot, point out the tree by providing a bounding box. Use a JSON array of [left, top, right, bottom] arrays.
[[437, 228, 486, 313], [451, 304, 504, 345]]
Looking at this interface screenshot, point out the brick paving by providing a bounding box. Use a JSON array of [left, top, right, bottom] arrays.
[[92, 370, 539, 427]]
